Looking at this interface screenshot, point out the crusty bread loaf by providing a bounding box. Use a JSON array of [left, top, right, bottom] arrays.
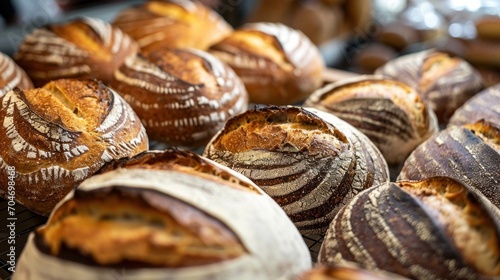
[[14, 17, 138, 87], [375, 50, 484, 124], [14, 149, 311, 280], [0, 79, 148, 216], [204, 106, 389, 234], [209, 22, 325, 105], [448, 84, 500, 126], [0, 52, 33, 96], [110, 48, 248, 148], [319, 177, 500, 279], [305, 76, 439, 165], [475, 16, 500, 41], [112, 0, 232, 53], [398, 120, 500, 211]]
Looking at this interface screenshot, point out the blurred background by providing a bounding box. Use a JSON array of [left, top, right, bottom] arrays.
[[1, 0, 500, 85]]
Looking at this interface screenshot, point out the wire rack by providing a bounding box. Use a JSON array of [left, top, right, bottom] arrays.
[[0, 197, 324, 279]]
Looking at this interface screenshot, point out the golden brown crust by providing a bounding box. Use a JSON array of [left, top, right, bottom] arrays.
[[0, 79, 148, 215], [319, 177, 500, 279], [209, 22, 325, 105], [111, 48, 248, 147], [204, 106, 389, 234], [475, 16, 500, 41], [0, 52, 33, 96], [112, 0, 233, 53], [14, 17, 138, 87], [36, 186, 246, 267], [305, 76, 438, 165]]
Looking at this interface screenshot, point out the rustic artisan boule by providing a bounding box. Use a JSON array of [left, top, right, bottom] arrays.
[[318, 176, 500, 280], [209, 22, 325, 105], [448, 84, 500, 127], [375, 50, 484, 124], [204, 106, 389, 234], [0, 52, 33, 96], [110, 48, 248, 148], [14, 149, 311, 280], [0, 79, 148, 216], [14, 17, 138, 87], [112, 0, 232, 53], [305, 76, 438, 165], [398, 120, 500, 211]]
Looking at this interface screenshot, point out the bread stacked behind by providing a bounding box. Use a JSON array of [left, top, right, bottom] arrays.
[[209, 22, 325, 105], [112, 0, 233, 53], [0, 79, 148, 216], [0, 52, 33, 96], [111, 48, 248, 148], [14, 17, 138, 87], [14, 149, 311, 280]]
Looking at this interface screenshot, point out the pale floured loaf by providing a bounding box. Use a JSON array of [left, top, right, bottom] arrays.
[[14, 149, 311, 280], [0, 52, 33, 96]]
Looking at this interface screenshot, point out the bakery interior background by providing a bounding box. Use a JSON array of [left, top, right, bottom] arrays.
[[1, 0, 500, 84]]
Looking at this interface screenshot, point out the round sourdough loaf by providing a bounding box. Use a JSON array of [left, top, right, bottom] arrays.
[[209, 22, 325, 105], [318, 177, 500, 280], [398, 120, 500, 212], [0, 79, 148, 216], [0, 52, 33, 96], [112, 0, 232, 53], [305, 76, 438, 165], [110, 48, 248, 148], [14, 17, 138, 87], [204, 106, 389, 234], [14, 149, 311, 280], [375, 50, 484, 125]]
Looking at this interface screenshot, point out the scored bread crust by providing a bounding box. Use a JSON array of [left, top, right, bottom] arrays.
[[209, 23, 325, 105], [318, 177, 500, 279], [0, 52, 33, 96], [111, 48, 248, 147], [448, 84, 500, 127], [14, 150, 312, 280], [0, 79, 148, 216], [112, 0, 233, 53], [305, 76, 438, 165], [14, 17, 138, 87]]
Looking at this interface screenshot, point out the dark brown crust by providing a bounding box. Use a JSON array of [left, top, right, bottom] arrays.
[[398, 120, 500, 210], [14, 17, 138, 87], [112, 0, 232, 53], [0, 79, 148, 216], [448, 84, 500, 127], [110, 48, 248, 147], [319, 177, 500, 279]]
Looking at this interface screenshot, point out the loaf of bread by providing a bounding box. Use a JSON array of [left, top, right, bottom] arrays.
[[375, 50, 484, 124], [305, 76, 439, 165], [110, 48, 248, 148], [14, 17, 138, 87], [318, 176, 500, 279], [353, 43, 398, 73], [14, 149, 311, 280], [398, 120, 500, 211], [0, 52, 33, 96], [0, 79, 148, 216], [112, 0, 232, 53], [209, 22, 325, 105], [204, 106, 389, 234], [475, 16, 500, 41], [448, 84, 500, 126]]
